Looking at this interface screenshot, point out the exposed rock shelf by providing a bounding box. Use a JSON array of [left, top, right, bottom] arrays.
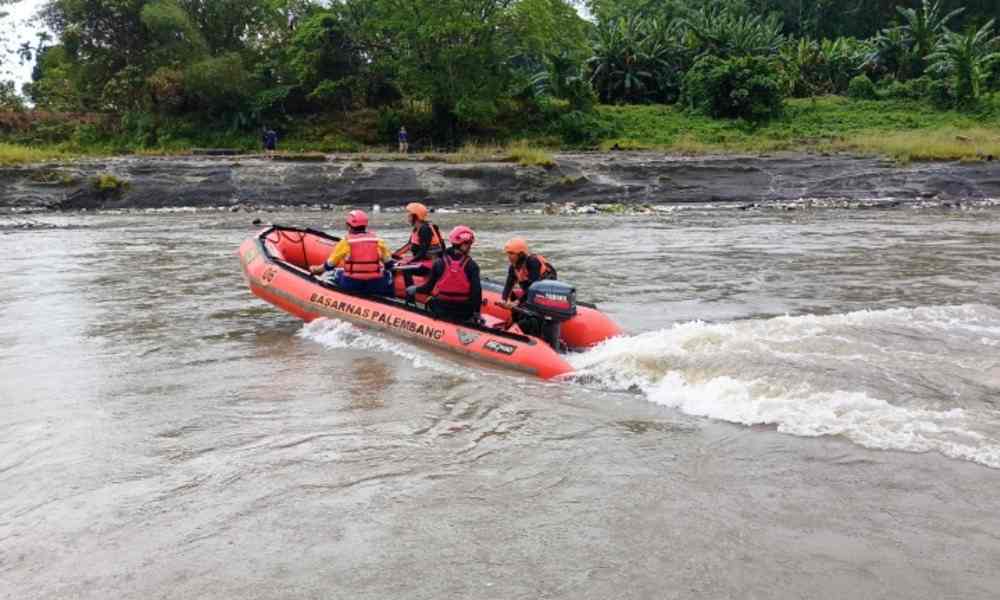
[[1, 152, 998, 212]]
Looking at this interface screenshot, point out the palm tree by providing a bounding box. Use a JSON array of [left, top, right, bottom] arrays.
[[928, 19, 1000, 103], [896, 0, 965, 69], [864, 26, 914, 80], [587, 17, 655, 103], [682, 4, 784, 59]]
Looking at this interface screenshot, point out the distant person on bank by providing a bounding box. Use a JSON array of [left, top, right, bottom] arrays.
[[398, 126, 408, 153], [263, 128, 278, 158]]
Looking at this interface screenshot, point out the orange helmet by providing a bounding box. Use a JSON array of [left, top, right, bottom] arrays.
[[504, 237, 529, 255], [405, 202, 429, 221], [346, 209, 368, 228]]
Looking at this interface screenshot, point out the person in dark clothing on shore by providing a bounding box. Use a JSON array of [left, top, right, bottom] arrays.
[[262, 128, 278, 158], [407, 225, 482, 324], [398, 126, 409, 153], [501, 237, 557, 303]]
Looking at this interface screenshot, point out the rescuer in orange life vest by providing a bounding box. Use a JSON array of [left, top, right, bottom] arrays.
[[392, 202, 444, 270], [406, 225, 482, 324], [501, 237, 558, 303], [309, 209, 393, 296]]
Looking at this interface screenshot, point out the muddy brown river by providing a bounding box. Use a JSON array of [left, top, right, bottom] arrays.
[[2, 206, 1000, 599]]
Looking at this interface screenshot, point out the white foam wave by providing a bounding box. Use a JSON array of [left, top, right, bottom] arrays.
[[570, 305, 1000, 469], [298, 318, 469, 377]]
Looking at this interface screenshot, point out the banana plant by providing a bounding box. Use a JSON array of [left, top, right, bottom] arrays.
[[586, 16, 656, 103], [896, 0, 965, 71], [928, 19, 1000, 103]]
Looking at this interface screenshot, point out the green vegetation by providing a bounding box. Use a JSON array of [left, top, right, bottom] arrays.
[[92, 173, 129, 193], [0, 0, 998, 165], [0, 142, 75, 165], [587, 96, 1000, 161]]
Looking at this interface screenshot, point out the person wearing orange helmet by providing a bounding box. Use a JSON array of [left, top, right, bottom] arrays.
[[407, 225, 482, 324], [501, 237, 557, 303], [393, 202, 444, 272], [309, 209, 393, 295]]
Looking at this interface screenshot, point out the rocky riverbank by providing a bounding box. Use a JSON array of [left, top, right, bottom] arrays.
[[1, 152, 999, 212]]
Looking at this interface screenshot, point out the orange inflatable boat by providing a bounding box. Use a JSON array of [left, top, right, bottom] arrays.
[[238, 225, 622, 379]]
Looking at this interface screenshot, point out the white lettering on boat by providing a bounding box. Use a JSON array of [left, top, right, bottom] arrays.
[[309, 293, 445, 340]]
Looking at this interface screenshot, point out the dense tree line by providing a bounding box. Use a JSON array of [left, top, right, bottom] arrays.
[[2, 0, 999, 144], [587, 0, 997, 41]]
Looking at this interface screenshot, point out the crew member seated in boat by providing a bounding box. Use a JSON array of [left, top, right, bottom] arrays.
[[309, 210, 392, 296], [501, 238, 557, 303], [392, 202, 444, 280], [406, 225, 482, 324]]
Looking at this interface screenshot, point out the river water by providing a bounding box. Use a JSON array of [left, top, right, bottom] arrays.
[[2, 206, 1000, 599]]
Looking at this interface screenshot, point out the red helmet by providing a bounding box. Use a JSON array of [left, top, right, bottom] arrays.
[[346, 209, 368, 228], [449, 225, 475, 246]]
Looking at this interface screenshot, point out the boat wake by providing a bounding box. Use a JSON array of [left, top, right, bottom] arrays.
[[569, 305, 1000, 469], [298, 318, 470, 376]]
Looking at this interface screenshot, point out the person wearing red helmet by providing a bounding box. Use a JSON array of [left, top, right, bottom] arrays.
[[501, 237, 557, 303], [309, 209, 392, 295], [393, 202, 444, 269], [407, 225, 482, 324]]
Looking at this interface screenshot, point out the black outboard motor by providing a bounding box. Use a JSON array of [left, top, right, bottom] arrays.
[[518, 281, 577, 350]]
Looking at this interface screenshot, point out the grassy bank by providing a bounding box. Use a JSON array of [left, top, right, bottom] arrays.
[[1, 95, 998, 165], [0, 143, 79, 166], [584, 96, 1000, 162]]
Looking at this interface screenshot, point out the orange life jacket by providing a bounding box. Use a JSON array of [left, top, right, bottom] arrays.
[[432, 254, 471, 302], [409, 222, 444, 257], [515, 254, 555, 284], [343, 232, 383, 280]]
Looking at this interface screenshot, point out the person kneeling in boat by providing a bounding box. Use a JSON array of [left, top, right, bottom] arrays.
[[393, 202, 444, 269], [309, 210, 393, 296], [501, 237, 557, 304], [392, 202, 444, 284], [406, 225, 482, 324]]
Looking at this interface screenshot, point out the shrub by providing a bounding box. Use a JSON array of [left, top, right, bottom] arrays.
[[92, 174, 130, 195], [903, 76, 932, 99], [147, 67, 186, 114], [553, 110, 618, 146], [376, 108, 403, 143], [184, 53, 254, 114], [928, 79, 955, 109], [880, 76, 932, 100], [454, 98, 499, 128], [562, 78, 598, 112], [506, 141, 555, 168], [847, 74, 878, 100], [682, 55, 785, 120], [881, 80, 907, 99]]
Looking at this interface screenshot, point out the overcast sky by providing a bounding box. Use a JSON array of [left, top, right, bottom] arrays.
[[2, 0, 46, 87]]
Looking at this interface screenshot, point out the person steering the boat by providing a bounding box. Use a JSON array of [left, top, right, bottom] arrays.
[[392, 202, 444, 277], [501, 238, 557, 304], [308, 210, 392, 296], [406, 225, 482, 324]]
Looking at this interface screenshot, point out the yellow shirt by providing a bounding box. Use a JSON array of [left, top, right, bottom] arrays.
[[326, 236, 391, 268]]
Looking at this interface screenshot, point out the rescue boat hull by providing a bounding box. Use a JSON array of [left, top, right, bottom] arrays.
[[239, 227, 575, 379]]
